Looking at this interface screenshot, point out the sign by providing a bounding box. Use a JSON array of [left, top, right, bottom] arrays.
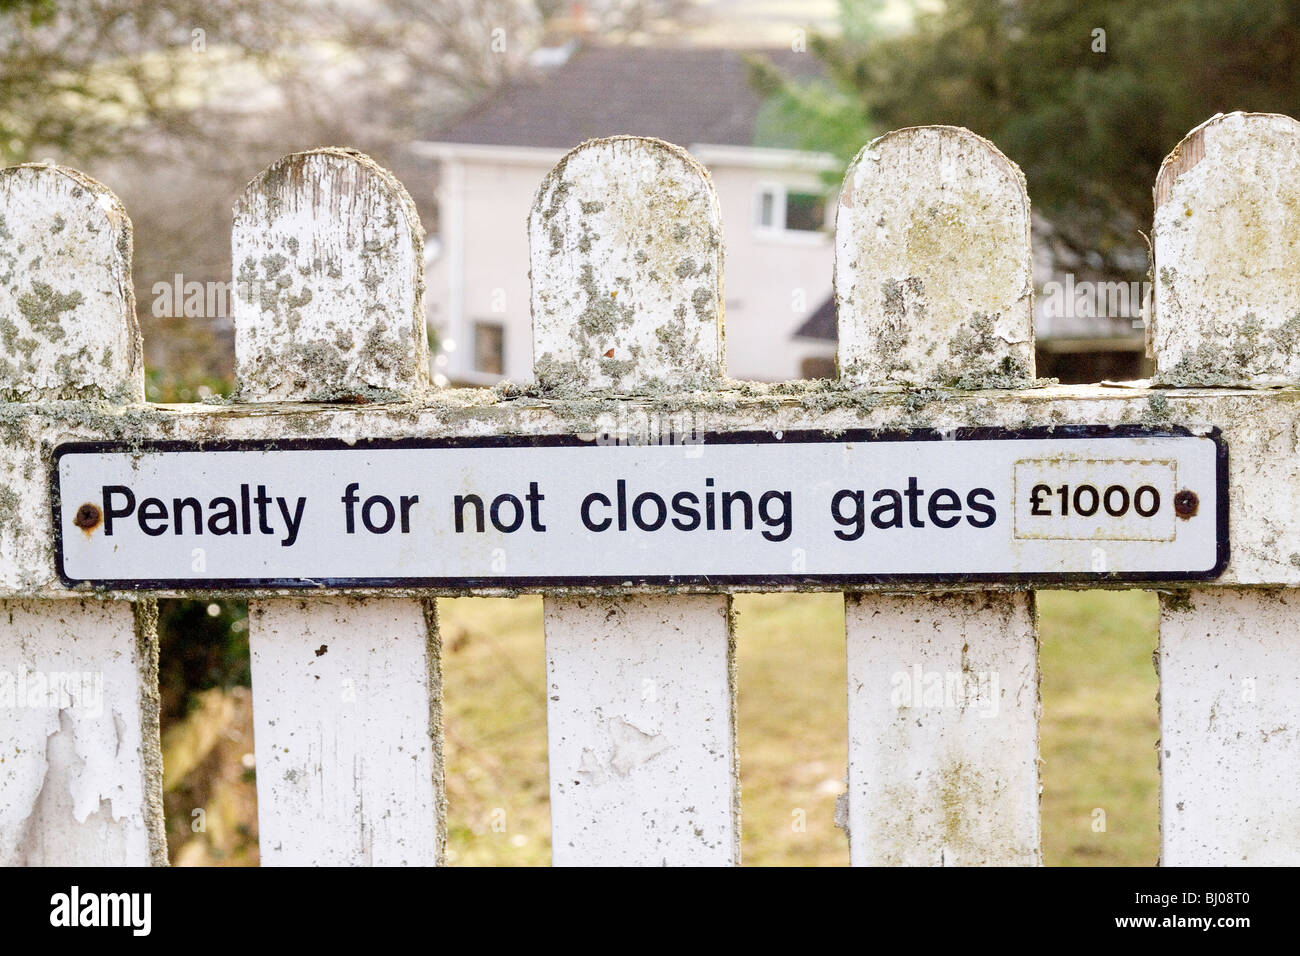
[[52, 427, 1227, 589]]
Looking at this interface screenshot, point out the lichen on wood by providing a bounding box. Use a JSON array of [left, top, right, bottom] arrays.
[[835, 126, 1035, 389], [529, 137, 725, 394], [232, 148, 430, 403], [1152, 112, 1300, 387], [0, 165, 142, 402]]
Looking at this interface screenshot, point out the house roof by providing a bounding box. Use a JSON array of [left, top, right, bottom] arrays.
[[793, 295, 836, 341], [432, 44, 824, 149]]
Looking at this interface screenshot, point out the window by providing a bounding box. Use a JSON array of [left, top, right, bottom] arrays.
[[784, 191, 826, 232], [755, 184, 828, 234], [473, 321, 505, 375]]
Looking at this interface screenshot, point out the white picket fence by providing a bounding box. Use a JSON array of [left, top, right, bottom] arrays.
[[1, 111, 1299, 866]]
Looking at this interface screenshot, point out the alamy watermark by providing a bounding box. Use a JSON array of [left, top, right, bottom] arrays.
[[0, 670, 104, 718], [50, 886, 150, 936], [890, 662, 1000, 718], [591, 407, 705, 452], [1041, 274, 1150, 325], [151, 274, 270, 319]]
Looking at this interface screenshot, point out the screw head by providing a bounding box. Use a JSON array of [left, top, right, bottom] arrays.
[[73, 503, 102, 530], [1173, 489, 1199, 519]]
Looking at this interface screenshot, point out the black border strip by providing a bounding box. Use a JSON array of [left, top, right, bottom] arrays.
[[51, 425, 1230, 590]]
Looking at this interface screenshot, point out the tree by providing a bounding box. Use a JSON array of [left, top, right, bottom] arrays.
[[750, 0, 1300, 273], [1, 0, 550, 379], [0, 0, 304, 166]]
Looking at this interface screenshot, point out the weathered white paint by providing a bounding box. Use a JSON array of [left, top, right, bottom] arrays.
[[1151, 114, 1300, 865], [528, 136, 725, 393], [5, 116, 1300, 868], [1158, 590, 1300, 864], [845, 592, 1040, 865], [835, 126, 1034, 388], [532, 137, 737, 865], [236, 150, 444, 866], [545, 595, 737, 865], [233, 148, 430, 402], [837, 127, 1041, 866], [249, 597, 443, 865], [0, 165, 145, 593], [0, 384, 1291, 595], [1153, 112, 1300, 386], [0, 164, 143, 401], [0, 599, 164, 865], [0, 167, 161, 866]]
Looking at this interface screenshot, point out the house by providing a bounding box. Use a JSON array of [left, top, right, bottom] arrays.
[[417, 41, 1149, 387], [414, 43, 839, 385]]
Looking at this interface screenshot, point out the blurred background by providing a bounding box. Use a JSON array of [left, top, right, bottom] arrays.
[[6, 0, 1299, 864]]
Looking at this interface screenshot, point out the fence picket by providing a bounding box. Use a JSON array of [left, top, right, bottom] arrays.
[[1151, 112, 1300, 387], [235, 150, 444, 865], [529, 137, 738, 865], [1152, 112, 1300, 865], [0, 165, 164, 865], [3, 112, 1298, 868], [836, 127, 1041, 865]]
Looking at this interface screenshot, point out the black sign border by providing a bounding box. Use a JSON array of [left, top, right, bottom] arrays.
[[51, 424, 1230, 590]]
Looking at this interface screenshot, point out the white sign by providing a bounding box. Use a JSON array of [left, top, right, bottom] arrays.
[[53, 428, 1226, 588]]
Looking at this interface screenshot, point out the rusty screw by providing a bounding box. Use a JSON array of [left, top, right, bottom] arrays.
[[73, 502, 102, 531], [1173, 489, 1199, 519]]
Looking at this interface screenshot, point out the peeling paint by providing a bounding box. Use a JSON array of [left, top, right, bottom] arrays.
[[5, 123, 1300, 871], [0, 599, 164, 865]]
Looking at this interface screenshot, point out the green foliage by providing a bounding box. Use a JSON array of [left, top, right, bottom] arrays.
[[157, 599, 249, 725], [750, 72, 865, 163], [752, 0, 1300, 270], [0, 0, 54, 24], [144, 366, 232, 403]]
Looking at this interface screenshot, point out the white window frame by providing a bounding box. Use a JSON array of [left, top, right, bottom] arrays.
[[753, 182, 830, 243]]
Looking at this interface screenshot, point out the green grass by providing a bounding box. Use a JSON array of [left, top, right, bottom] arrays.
[[437, 589, 1161, 866], [734, 593, 848, 865], [438, 596, 551, 866], [1037, 589, 1161, 866]]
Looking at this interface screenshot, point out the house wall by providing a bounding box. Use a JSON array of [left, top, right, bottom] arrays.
[[705, 162, 835, 381], [426, 148, 837, 385], [426, 155, 542, 385]]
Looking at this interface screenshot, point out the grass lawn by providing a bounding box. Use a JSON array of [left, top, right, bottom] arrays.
[[437, 589, 1161, 866], [1037, 589, 1161, 866]]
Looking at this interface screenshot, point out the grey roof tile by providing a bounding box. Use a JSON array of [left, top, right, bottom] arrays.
[[433, 44, 823, 149]]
